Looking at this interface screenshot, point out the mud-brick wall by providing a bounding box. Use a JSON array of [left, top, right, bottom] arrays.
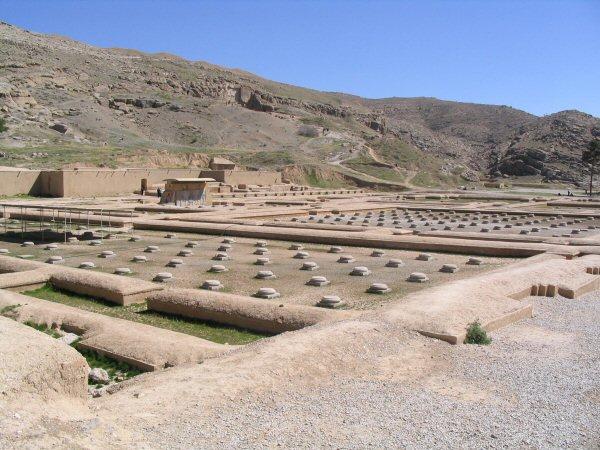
[[38, 170, 64, 197], [0, 170, 43, 196], [199, 170, 281, 185], [55, 169, 204, 197], [1, 169, 208, 197]]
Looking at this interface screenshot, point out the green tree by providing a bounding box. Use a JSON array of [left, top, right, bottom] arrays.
[[582, 139, 600, 196], [0, 118, 7, 133]]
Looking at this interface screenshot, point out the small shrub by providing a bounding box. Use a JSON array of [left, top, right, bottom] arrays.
[[298, 124, 320, 138], [465, 320, 491, 345], [0, 118, 7, 133], [300, 116, 327, 127]]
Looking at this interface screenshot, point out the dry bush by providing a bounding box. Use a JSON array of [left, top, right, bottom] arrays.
[[298, 124, 320, 138]]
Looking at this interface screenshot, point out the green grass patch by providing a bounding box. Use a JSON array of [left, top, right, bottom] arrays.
[[368, 138, 463, 188], [78, 348, 142, 384], [0, 194, 38, 200], [465, 320, 492, 345], [20, 312, 141, 384], [0, 144, 128, 169], [23, 284, 267, 345], [302, 167, 348, 188], [299, 116, 332, 128], [0, 304, 21, 315], [344, 156, 407, 183], [237, 150, 295, 168], [23, 320, 62, 338]]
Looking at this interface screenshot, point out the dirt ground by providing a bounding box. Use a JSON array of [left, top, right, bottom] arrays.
[[0, 230, 514, 309], [280, 209, 600, 239], [1, 291, 598, 449]]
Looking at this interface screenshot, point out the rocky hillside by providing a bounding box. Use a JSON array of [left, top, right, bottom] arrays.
[[0, 21, 598, 187], [491, 110, 600, 183]]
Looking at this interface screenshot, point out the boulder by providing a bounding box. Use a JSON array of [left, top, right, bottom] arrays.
[[133, 98, 166, 108], [237, 86, 252, 105], [367, 119, 385, 133], [50, 123, 68, 133], [88, 367, 110, 384]]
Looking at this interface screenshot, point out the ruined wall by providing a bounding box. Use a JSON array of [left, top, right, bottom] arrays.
[[0, 170, 43, 196], [38, 170, 64, 197], [54, 169, 203, 197], [60, 169, 204, 197], [200, 170, 281, 186], [1, 168, 282, 197]]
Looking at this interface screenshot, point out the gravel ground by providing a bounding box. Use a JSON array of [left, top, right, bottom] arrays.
[[147, 292, 600, 449]]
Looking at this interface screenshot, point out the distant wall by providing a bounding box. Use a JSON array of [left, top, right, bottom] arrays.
[[0, 168, 204, 198], [55, 169, 203, 197], [200, 170, 281, 186], [0, 170, 43, 196]]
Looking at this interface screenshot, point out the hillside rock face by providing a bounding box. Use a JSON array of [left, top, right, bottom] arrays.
[[0, 21, 597, 184], [492, 111, 600, 183]]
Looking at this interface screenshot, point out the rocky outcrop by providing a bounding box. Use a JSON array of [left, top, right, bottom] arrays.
[[367, 118, 386, 133], [235, 87, 275, 112], [493, 111, 600, 183], [246, 92, 275, 112], [110, 97, 166, 109], [50, 123, 68, 133], [498, 148, 547, 176]]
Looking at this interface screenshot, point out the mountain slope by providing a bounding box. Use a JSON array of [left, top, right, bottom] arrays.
[[492, 110, 600, 182], [0, 21, 598, 187]]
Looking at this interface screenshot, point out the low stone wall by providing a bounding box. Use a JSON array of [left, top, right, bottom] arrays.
[[147, 288, 354, 334], [214, 188, 364, 199], [0, 256, 49, 273], [0, 270, 50, 292], [0, 257, 161, 305], [379, 253, 600, 344], [50, 270, 163, 306], [547, 200, 600, 208], [0, 290, 233, 371], [134, 218, 566, 257], [417, 230, 556, 244]]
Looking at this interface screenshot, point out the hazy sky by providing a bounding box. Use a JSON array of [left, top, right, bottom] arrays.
[[2, 0, 599, 116]]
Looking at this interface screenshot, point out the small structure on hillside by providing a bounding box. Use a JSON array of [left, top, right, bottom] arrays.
[[209, 157, 236, 171], [159, 178, 215, 206]]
